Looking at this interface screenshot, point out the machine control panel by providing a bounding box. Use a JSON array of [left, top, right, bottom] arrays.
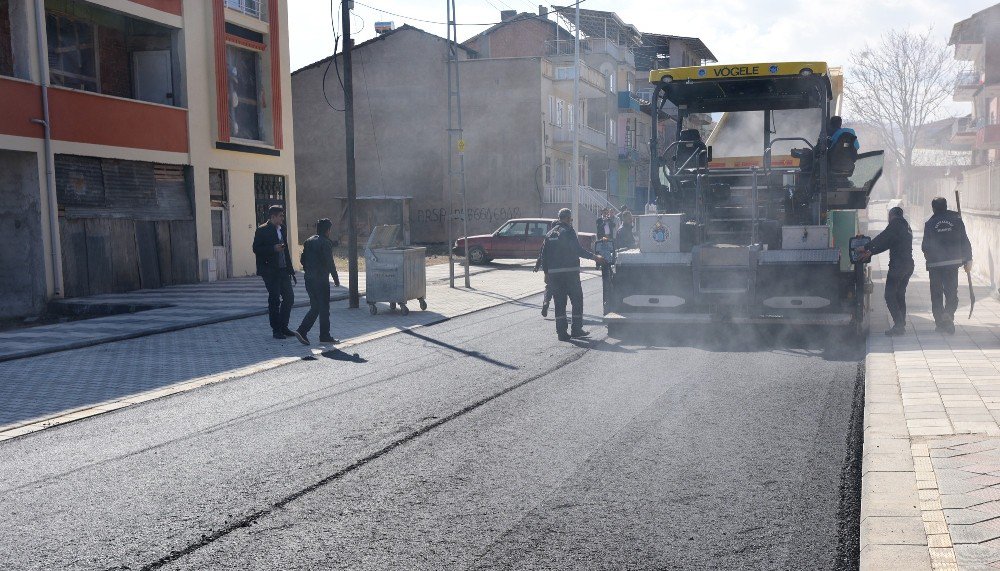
[[849, 235, 872, 264]]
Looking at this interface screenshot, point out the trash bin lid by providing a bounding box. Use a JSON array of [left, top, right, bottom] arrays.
[[365, 225, 399, 250]]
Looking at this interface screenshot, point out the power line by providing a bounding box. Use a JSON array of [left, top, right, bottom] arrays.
[[351, 0, 588, 27], [322, 0, 345, 111], [357, 49, 386, 196]]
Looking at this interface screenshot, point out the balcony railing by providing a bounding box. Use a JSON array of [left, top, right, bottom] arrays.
[[617, 91, 640, 112], [225, 0, 266, 21], [952, 116, 984, 141], [552, 125, 608, 152], [545, 38, 635, 66], [956, 70, 983, 89]]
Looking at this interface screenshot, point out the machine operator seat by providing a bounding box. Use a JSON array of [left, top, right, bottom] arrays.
[[829, 131, 859, 184], [674, 128, 708, 171]]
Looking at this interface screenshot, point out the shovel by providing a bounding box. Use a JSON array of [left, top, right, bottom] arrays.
[[955, 189, 976, 318]]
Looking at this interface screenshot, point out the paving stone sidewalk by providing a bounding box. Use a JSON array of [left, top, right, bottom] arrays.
[[0, 261, 511, 362], [863, 228, 1000, 570], [0, 262, 596, 439]]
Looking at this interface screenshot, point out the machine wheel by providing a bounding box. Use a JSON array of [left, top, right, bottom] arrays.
[[468, 246, 488, 265], [390, 302, 397, 311], [400, 304, 410, 316], [369, 303, 378, 315], [419, 298, 427, 310]]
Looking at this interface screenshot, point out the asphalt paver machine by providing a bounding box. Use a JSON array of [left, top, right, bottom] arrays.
[[605, 62, 884, 338]]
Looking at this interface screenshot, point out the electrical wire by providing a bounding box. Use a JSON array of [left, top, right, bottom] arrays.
[[357, 49, 387, 196], [350, 0, 587, 26], [322, 0, 345, 111]]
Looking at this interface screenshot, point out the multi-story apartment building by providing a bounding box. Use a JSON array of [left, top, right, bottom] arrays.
[[465, 8, 714, 216], [943, 3, 1000, 283], [0, 0, 297, 319]]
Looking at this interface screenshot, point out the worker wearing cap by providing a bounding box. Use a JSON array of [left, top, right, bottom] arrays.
[[856, 206, 913, 336], [542, 208, 604, 341]]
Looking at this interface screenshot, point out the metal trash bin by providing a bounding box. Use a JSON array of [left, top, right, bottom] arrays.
[[364, 224, 427, 316]]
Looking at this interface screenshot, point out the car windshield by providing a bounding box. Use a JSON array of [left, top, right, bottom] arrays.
[[496, 222, 527, 237]]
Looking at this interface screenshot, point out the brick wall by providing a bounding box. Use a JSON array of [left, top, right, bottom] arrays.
[[468, 17, 559, 58], [0, 0, 13, 77], [99, 26, 131, 98]]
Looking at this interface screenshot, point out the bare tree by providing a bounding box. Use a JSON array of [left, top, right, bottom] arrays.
[[845, 29, 960, 196]]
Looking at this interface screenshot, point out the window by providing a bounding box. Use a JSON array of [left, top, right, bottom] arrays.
[[527, 222, 548, 237], [544, 157, 551, 184], [0, 0, 12, 77], [496, 222, 527, 237], [227, 45, 263, 141], [568, 104, 574, 131], [209, 169, 228, 206], [254, 173, 285, 224], [556, 99, 564, 127], [46, 12, 98, 92], [547, 95, 555, 125], [225, 0, 266, 21]]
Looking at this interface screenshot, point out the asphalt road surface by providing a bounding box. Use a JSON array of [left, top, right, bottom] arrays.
[[0, 279, 864, 570]]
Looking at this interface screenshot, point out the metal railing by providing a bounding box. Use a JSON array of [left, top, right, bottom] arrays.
[[956, 70, 983, 89], [545, 38, 635, 66], [225, 0, 266, 21], [543, 185, 620, 215], [552, 125, 609, 151]]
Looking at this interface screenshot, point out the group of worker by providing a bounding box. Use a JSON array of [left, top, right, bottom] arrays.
[[857, 197, 974, 336]]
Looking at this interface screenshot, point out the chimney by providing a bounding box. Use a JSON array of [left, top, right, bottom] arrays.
[[538, 5, 548, 17], [500, 10, 516, 21]]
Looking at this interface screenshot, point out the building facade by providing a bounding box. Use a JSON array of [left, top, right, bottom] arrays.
[[0, 0, 297, 319], [945, 3, 1000, 286]]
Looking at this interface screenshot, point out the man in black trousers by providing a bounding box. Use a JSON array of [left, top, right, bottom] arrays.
[[542, 208, 604, 341], [252, 205, 304, 342], [856, 206, 913, 336], [922, 197, 973, 335], [296, 218, 341, 345]]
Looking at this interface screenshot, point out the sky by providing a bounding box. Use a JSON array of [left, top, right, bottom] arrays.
[[288, 0, 995, 113]]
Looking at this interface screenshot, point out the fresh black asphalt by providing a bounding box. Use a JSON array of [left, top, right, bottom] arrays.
[[0, 279, 864, 570]]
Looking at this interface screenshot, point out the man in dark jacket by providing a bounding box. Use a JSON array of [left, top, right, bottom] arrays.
[[542, 208, 604, 341], [252, 205, 302, 341], [856, 206, 913, 336], [922, 197, 973, 335], [295, 218, 341, 345]]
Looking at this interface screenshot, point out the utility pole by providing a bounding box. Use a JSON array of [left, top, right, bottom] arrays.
[[342, 0, 359, 308], [571, 1, 580, 225], [446, 0, 470, 288]]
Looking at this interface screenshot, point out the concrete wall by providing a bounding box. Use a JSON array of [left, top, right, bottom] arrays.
[[292, 28, 544, 243], [0, 150, 46, 318]]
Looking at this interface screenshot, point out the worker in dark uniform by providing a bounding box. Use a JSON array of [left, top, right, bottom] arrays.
[[295, 218, 341, 345], [542, 208, 604, 341], [856, 206, 914, 336], [922, 197, 973, 335]]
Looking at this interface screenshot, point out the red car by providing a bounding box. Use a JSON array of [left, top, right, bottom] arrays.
[[453, 218, 597, 264]]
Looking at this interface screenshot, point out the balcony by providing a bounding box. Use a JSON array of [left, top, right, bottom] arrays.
[[617, 91, 640, 113], [552, 125, 609, 155], [955, 70, 983, 102], [545, 38, 635, 66], [225, 0, 266, 21], [976, 124, 1000, 149], [543, 59, 607, 99], [951, 116, 982, 145]]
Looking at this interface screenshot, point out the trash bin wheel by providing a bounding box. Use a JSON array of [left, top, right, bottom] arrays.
[[369, 303, 378, 315], [400, 304, 410, 316], [419, 298, 427, 311]]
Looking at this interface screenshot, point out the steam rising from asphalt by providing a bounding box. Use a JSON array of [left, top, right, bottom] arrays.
[[710, 109, 823, 158]]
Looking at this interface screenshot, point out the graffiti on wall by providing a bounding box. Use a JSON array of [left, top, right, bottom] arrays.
[[414, 207, 523, 226]]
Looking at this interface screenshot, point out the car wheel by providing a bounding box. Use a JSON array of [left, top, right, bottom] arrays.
[[468, 246, 488, 265]]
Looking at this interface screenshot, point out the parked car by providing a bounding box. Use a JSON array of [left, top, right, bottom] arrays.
[[453, 218, 597, 264]]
